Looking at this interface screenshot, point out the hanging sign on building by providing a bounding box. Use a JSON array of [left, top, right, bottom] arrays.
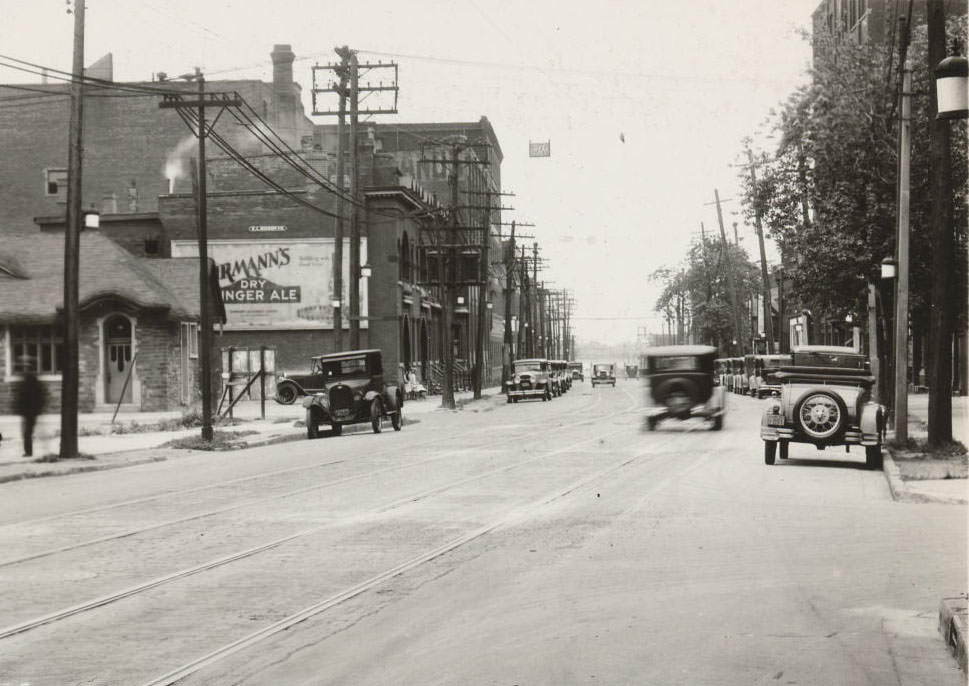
[[528, 140, 551, 157], [171, 238, 367, 331]]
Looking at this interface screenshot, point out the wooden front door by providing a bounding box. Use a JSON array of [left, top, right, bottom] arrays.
[[105, 315, 133, 404]]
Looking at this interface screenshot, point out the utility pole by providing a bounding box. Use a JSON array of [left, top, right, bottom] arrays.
[[746, 148, 775, 354], [502, 220, 517, 387], [312, 49, 398, 351], [348, 50, 361, 349], [713, 189, 745, 356], [467, 189, 513, 398], [926, 0, 956, 446], [332, 47, 349, 352], [61, 0, 86, 459], [160, 76, 242, 442], [893, 57, 912, 441]]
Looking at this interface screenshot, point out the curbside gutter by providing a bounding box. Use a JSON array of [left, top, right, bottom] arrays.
[[939, 596, 969, 675]]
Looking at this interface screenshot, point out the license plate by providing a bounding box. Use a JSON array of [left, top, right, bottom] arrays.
[[766, 415, 785, 427]]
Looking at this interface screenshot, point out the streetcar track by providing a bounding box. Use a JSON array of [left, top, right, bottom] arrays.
[[141, 446, 654, 686], [0, 391, 633, 569], [0, 397, 647, 640], [1, 388, 614, 530]]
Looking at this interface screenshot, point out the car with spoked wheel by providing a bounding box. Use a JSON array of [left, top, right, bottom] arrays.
[[274, 355, 328, 404], [302, 349, 403, 438], [761, 346, 884, 468]]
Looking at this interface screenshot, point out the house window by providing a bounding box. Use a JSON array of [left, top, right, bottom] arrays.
[[44, 168, 68, 200], [181, 322, 199, 359], [10, 325, 63, 374]]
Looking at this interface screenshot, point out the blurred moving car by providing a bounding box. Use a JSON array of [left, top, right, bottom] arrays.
[[760, 345, 884, 468], [302, 349, 402, 438], [506, 358, 553, 402], [643, 345, 725, 431], [568, 361, 584, 382], [591, 363, 616, 387], [274, 355, 328, 404]]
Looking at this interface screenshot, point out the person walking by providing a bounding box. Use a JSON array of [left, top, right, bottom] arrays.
[[15, 369, 46, 457]]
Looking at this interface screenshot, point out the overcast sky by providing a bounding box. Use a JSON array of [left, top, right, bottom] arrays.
[[2, 0, 820, 345]]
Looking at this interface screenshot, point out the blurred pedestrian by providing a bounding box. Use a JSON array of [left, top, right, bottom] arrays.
[[15, 368, 46, 457]]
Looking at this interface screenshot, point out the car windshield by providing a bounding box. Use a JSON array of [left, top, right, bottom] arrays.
[[651, 356, 698, 372], [514, 361, 543, 373]]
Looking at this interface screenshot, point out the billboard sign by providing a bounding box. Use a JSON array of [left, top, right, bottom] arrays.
[[171, 238, 367, 330]]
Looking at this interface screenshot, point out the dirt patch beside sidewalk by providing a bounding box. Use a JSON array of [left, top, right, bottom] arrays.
[[890, 445, 968, 481]]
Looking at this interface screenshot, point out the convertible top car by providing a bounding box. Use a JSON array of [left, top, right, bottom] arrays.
[[761, 345, 884, 468]]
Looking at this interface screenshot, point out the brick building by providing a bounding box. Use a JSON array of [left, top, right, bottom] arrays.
[[0, 44, 509, 410]]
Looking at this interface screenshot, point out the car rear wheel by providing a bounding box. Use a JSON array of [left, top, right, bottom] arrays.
[[306, 410, 319, 439], [711, 415, 723, 431], [371, 398, 383, 433], [764, 440, 777, 465], [779, 441, 789, 460], [866, 445, 883, 470], [795, 391, 846, 440], [276, 383, 299, 405]]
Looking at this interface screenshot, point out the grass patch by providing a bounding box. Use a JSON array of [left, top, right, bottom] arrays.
[[109, 410, 242, 435], [33, 452, 96, 463], [163, 429, 259, 451], [887, 436, 967, 457]]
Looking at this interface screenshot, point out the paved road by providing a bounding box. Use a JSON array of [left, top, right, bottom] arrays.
[[0, 380, 964, 685]]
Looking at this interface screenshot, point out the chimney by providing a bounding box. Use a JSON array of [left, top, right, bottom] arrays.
[[271, 44, 295, 99], [270, 44, 298, 145]]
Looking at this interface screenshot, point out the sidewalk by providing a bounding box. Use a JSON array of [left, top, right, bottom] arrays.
[[886, 394, 969, 505], [0, 388, 504, 483]]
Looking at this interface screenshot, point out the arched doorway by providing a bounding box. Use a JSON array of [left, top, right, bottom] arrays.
[[104, 314, 133, 404], [419, 318, 429, 381], [401, 315, 412, 371]]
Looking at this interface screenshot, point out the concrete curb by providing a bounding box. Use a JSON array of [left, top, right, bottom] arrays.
[[939, 596, 968, 674], [881, 450, 910, 501], [0, 454, 170, 484], [882, 448, 969, 505]]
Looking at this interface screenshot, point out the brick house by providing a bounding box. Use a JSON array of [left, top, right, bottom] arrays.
[[0, 232, 223, 413]]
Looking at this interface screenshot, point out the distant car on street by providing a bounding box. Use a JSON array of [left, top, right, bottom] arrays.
[[643, 345, 725, 431], [761, 345, 884, 468], [568, 361, 584, 382], [302, 349, 402, 438], [591, 363, 616, 387]]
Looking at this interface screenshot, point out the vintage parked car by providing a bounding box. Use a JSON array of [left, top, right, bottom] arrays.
[[752, 354, 793, 398], [505, 358, 553, 402], [591, 362, 616, 387], [568, 361, 585, 382], [761, 345, 884, 468], [302, 349, 402, 438], [274, 355, 329, 404], [643, 345, 725, 431], [551, 360, 571, 394]]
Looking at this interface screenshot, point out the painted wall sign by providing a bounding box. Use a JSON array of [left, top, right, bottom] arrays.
[[248, 225, 287, 233], [171, 238, 367, 331]]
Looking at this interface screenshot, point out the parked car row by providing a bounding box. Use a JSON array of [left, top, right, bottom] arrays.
[[715, 354, 792, 398], [505, 358, 575, 402]]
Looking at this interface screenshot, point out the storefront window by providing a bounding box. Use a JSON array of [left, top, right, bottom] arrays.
[[10, 325, 63, 374]]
